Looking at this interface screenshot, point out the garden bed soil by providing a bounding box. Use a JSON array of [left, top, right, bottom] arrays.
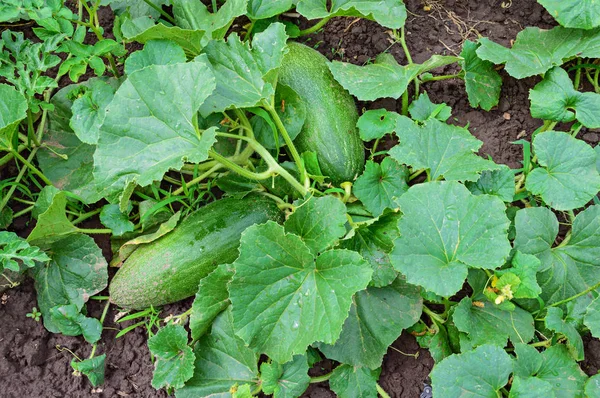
[[1, 0, 600, 397]]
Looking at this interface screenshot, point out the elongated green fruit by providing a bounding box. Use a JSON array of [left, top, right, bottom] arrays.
[[278, 42, 365, 184], [109, 196, 283, 309]]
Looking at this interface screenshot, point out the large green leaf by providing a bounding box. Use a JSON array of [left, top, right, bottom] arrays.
[[94, 59, 217, 202], [476, 26, 600, 78], [545, 307, 584, 361], [49, 304, 103, 344], [408, 92, 451, 122], [102, 0, 169, 19], [284, 196, 347, 255], [247, 0, 293, 19], [37, 80, 105, 204], [584, 297, 600, 338], [124, 39, 187, 76], [356, 109, 400, 141], [121, 17, 206, 56], [329, 365, 380, 398], [328, 53, 458, 101], [530, 67, 600, 128], [229, 221, 372, 363], [538, 0, 600, 29], [190, 263, 234, 340], [452, 297, 534, 350], [339, 212, 400, 287], [27, 191, 78, 246], [511, 343, 587, 398], [390, 182, 511, 297], [353, 158, 408, 217], [430, 344, 513, 397], [70, 79, 116, 145], [460, 40, 502, 111], [389, 117, 500, 182], [317, 278, 422, 369], [199, 22, 288, 116], [525, 131, 600, 210], [465, 165, 515, 202], [99, 204, 134, 236], [173, 0, 247, 41], [260, 355, 310, 398], [514, 206, 600, 306], [296, 0, 407, 29], [0, 83, 27, 149], [586, 374, 600, 398], [148, 324, 195, 390], [177, 308, 259, 398], [509, 376, 554, 398], [32, 234, 108, 333]]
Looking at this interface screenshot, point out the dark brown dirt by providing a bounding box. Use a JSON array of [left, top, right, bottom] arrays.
[[2, 1, 600, 398]]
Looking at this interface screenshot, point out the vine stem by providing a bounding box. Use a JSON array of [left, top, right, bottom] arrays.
[[396, 26, 417, 112], [76, 228, 112, 234], [71, 208, 102, 225], [298, 16, 332, 36], [13, 205, 33, 218], [399, 27, 413, 64], [11, 150, 52, 185], [409, 168, 426, 181], [376, 383, 391, 398], [89, 299, 111, 359], [574, 58, 582, 90], [262, 101, 309, 188], [548, 281, 600, 308], [141, 0, 175, 24], [209, 150, 273, 180], [213, 133, 309, 196], [529, 339, 551, 348], [420, 73, 462, 82], [258, 191, 294, 210], [0, 147, 39, 213], [310, 371, 333, 384], [172, 164, 222, 196], [27, 110, 41, 147], [422, 305, 446, 324], [0, 145, 26, 166]]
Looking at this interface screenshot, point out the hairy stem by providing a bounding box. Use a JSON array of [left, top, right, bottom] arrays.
[[89, 300, 111, 359], [376, 383, 391, 398], [0, 148, 39, 213], [76, 228, 112, 234], [71, 208, 102, 225], [399, 27, 413, 64], [214, 133, 308, 196], [423, 305, 446, 324], [142, 0, 175, 24], [310, 371, 334, 384], [263, 101, 309, 187], [27, 110, 41, 147], [402, 89, 409, 116], [420, 73, 462, 82], [11, 150, 52, 185], [13, 205, 33, 218], [298, 16, 332, 36], [549, 281, 600, 308], [574, 58, 582, 90], [172, 164, 223, 196]]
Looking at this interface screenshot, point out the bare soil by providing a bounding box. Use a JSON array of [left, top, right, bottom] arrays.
[[1, 1, 599, 397]]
